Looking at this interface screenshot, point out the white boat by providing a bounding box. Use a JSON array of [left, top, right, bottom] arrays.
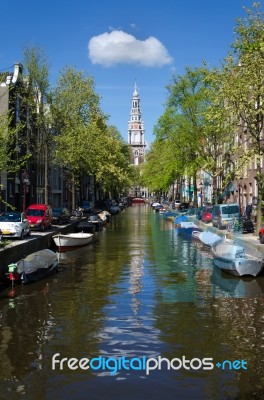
[[53, 232, 93, 251], [199, 231, 222, 248], [191, 230, 202, 241], [7, 249, 58, 284], [211, 238, 264, 277]]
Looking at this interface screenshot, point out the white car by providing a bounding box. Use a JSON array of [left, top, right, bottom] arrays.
[[0, 211, 31, 239]]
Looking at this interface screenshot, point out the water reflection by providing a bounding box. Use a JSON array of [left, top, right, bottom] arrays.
[[211, 267, 264, 298], [0, 205, 264, 399]]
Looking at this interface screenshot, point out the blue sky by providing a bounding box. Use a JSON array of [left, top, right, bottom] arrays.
[[0, 0, 256, 146]]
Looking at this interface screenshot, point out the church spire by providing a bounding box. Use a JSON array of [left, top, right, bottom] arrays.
[[127, 82, 146, 165]]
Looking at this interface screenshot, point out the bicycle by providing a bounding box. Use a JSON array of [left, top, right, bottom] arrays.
[[227, 218, 242, 232]]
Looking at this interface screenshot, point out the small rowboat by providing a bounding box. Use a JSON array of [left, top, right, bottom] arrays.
[[53, 232, 93, 251]]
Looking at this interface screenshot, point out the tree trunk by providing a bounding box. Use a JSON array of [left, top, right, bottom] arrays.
[[256, 161, 263, 233], [72, 179, 76, 210], [212, 175, 218, 205], [193, 174, 197, 207], [44, 141, 49, 205]]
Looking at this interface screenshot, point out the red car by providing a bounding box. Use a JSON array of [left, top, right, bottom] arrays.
[[201, 208, 213, 223], [259, 226, 264, 244]]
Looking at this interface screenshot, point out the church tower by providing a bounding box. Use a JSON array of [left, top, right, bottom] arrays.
[[128, 82, 146, 165]]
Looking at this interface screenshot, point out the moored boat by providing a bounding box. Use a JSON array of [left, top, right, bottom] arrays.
[[7, 249, 58, 284], [177, 221, 200, 237], [211, 239, 264, 277], [53, 232, 93, 251], [191, 230, 203, 241], [199, 231, 222, 248]]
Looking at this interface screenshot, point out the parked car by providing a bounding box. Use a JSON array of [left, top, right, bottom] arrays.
[[0, 211, 31, 239], [82, 201, 93, 213], [196, 206, 206, 220], [52, 207, 71, 225], [25, 204, 52, 231], [212, 203, 240, 230], [259, 226, 264, 243], [178, 202, 189, 214], [201, 207, 213, 223]]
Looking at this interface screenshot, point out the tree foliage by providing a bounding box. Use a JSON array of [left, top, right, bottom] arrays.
[[51, 67, 132, 207]]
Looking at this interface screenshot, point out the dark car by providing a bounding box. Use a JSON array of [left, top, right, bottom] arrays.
[[52, 207, 71, 225], [82, 201, 93, 214], [178, 202, 189, 213], [196, 206, 205, 220]]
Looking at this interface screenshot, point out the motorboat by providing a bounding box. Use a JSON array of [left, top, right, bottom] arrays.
[[7, 249, 58, 284], [53, 232, 93, 251], [174, 215, 188, 225], [211, 238, 264, 277], [87, 214, 104, 231], [176, 221, 200, 237]]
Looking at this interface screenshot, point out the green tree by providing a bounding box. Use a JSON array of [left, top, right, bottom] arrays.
[[51, 67, 132, 207], [166, 66, 236, 204]]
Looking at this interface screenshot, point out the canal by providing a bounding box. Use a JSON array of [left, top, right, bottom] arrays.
[[1, 204, 264, 400]]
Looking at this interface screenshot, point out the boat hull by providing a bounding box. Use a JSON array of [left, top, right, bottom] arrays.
[[20, 264, 58, 283], [53, 232, 93, 251], [211, 241, 264, 277]]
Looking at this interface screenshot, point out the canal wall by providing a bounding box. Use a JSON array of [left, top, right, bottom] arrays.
[[0, 221, 80, 280]]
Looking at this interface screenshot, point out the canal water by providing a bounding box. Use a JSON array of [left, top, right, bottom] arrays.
[[1, 204, 264, 400]]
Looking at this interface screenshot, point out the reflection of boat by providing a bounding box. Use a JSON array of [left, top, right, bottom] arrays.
[[211, 267, 264, 298], [211, 239, 264, 277], [57, 245, 91, 263], [53, 232, 93, 251], [7, 249, 58, 284]]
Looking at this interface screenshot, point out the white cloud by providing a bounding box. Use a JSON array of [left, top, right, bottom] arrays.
[[88, 30, 173, 67]]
